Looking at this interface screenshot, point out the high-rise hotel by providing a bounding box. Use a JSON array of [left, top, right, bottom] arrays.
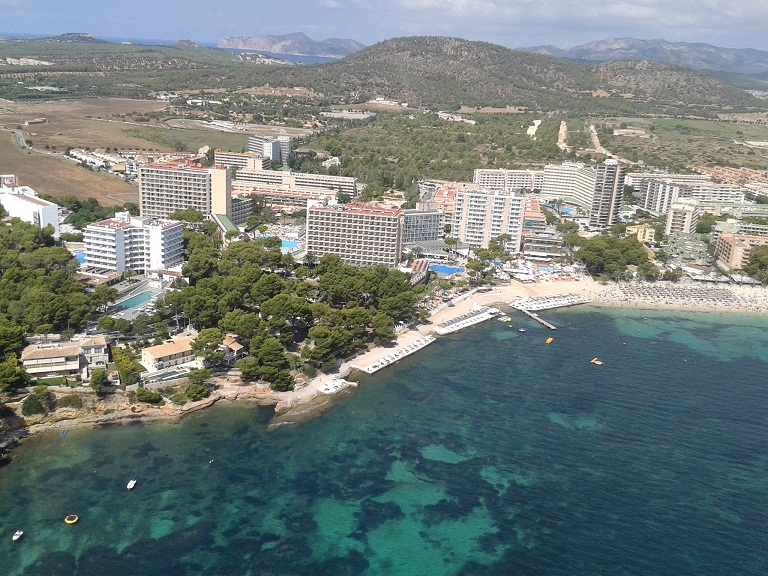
[[139, 163, 232, 219], [452, 189, 525, 253], [589, 159, 626, 229], [306, 202, 404, 268]]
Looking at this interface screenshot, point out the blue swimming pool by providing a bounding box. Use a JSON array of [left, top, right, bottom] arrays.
[[73, 249, 86, 264], [429, 265, 466, 276], [115, 291, 154, 311]]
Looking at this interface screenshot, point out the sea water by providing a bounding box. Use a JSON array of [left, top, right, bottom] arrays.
[[2, 307, 768, 575]]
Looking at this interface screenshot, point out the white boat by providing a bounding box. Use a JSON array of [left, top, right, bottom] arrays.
[[13, 530, 23, 541], [518, 328, 526, 333], [127, 479, 137, 490]]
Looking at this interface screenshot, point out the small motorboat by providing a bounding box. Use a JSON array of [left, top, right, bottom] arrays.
[[518, 328, 526, 333], [127, 479, 137, 490], [591, 358, 603, 366], [64, 514, 79, 524], [12, 530, 23, 541]]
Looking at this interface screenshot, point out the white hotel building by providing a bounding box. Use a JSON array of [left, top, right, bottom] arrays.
[[306, 202, 403, 267], [452, 189, 525, 253], [0, 174, 60, 239], [139, 163, 231, 219], [472, 168, 545, 192], [541, 162, 597, 211], [84, 212, 184, 274]]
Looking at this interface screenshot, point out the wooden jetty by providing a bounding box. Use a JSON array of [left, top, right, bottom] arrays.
[[519, 309, 557, 330]]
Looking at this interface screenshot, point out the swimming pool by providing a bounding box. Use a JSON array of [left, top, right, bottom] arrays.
[[73, 249, 86, 264], [538, 265, 549, 273], [114, 291, 154, 311], [429, 265, 466, 276]]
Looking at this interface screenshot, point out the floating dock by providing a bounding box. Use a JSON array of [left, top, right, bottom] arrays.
[[356, 335, 437, 374], [432, 306, 500, 335]]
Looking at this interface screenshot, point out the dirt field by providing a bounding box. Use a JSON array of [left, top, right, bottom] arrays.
[[0, 98, 170, 151], [0, 132, 139, 204]]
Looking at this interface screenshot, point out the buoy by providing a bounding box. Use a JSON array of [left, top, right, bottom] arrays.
[[546, 337, 554, 344], [64, 514, 79, 524]]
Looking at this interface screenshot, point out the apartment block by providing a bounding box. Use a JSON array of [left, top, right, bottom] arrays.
[[139, 163, 231, 219], [665, 199, 701, 236], [0, 174, 60, 238], [541, 162, 597, 211], [214, 150, 271, 171], [452, 189, 525, 252], [235, 167, 357, 197], [306, 203, 403, 267], [473, 168, 544, 191], [84, 211, 184, 274], [589, 160, 626, 229], [715, 233, 768, 271]]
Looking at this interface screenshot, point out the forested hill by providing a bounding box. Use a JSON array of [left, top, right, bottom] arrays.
[[269, 36, 765, 114]]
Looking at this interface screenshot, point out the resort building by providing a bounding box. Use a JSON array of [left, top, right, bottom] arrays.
[[247, 135, 291, 166], [305, 202, 404, 267], [0, 174, 60, 239], [402, 209, 444, 244], [141, 336, 196, 372], [521, 233, 565, 260], [715, 233, 768, 272], [452, 189, 525, 252], [541, 162, 597, 211], [139, 163, 232, 219], [473, 168, 544, 192], [626, 224, 657, 244], [21, 336, 110, 378], [589, 160, 626, 229], [21, 343, 82, 378], [234, 167, 357, 198], [711, 219, 768, 244], [214, 150, 271, 171], [665, 199, 700, 236], [84, 211, 184, 274], [626, 172, 712, 188]]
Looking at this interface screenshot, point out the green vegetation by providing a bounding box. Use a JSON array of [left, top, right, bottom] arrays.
[[745, 246, 768, 284], [568, 235, 659, 281], [89, 368, 109, 394], [57, 394, 84, 409], [185, 384, 211, 401], [135, 387, 163, 405]]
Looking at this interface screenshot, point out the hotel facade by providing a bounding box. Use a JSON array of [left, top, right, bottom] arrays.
[[305, 203, 404, 267], [139, 163, 232, 219], [452, 189, 525, 252], [84, 211, 184, 274]]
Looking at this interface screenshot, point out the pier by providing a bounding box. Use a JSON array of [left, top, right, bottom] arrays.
[[519, 309, 557, 330]]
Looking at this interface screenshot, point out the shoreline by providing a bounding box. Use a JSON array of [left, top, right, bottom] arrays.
[[5, 278, 768, 452]]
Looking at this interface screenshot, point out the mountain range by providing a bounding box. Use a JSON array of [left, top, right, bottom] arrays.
[[268, 36, 764, 113], [518, 38, 768, 76], [217, 33, 364, 58]]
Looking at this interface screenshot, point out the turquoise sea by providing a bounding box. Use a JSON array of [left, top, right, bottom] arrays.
[[2, 307, 768, 575]]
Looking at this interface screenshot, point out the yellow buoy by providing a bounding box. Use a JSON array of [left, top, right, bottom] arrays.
[[64, 514, 79, 524], [546, 337, 554, 344]]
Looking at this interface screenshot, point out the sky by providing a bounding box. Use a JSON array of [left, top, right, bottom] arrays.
[[1, 0, 767, 51]]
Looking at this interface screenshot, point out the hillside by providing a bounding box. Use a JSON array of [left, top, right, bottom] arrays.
[[218, 32, 364, 58], [268, 36, 765, 114], [519, 38, 768, 79]]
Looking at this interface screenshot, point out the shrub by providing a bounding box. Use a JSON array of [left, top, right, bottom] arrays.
[[135, 387, 163, 404], [57, 395, 83, 409], [303, 365, 317, 378], [170, 392, 187, 405], [186, 385, 210, 401], [22, 395, 47, 416]]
